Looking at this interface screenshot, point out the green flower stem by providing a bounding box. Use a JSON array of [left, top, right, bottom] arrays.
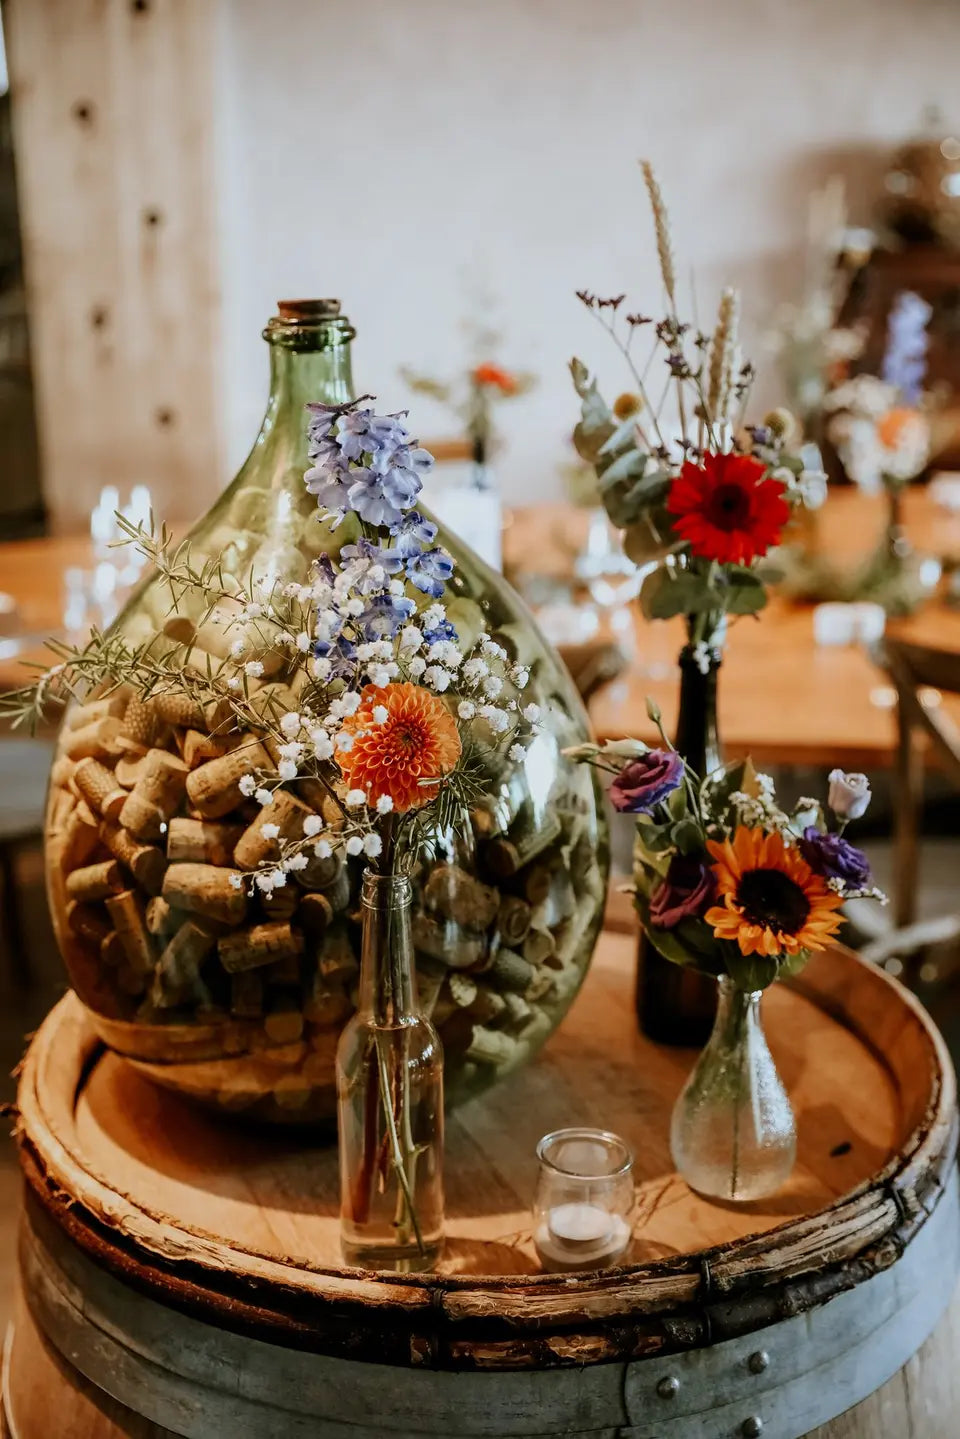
[[375, 1032, 425, 1256]]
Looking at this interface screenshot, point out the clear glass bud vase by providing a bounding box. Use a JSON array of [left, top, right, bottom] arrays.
[[337, 870, 444, 1271], [669, 976, 796, 1203]]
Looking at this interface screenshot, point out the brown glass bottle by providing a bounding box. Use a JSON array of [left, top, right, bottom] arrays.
[[636, 641, 721, 1046]]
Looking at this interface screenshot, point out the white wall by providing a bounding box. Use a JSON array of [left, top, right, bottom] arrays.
[[215, 0, 959, 500]]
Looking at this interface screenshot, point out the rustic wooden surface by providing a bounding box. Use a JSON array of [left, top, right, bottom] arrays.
[[506, 487, 960, 768], [3, 0, 221, 533], [22, 933, 903, 1275]]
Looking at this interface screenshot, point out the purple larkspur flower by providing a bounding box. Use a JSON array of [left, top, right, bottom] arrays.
[[340, 536, 403, 575], [423, 618, 458, 645], [312, 635, 357, 680], [358, 592, 416, 641], [406, 546, 454, 599], [338, 408, 412, 463], [393, 509, 438, 546], [609, 748, 683, 814], [649, 852, 716, 929], [799, 826, 871, 889]]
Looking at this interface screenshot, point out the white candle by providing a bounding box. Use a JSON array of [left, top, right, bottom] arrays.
[[534, 1202, 631, 1273]]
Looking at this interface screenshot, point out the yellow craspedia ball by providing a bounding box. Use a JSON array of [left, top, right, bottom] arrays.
[[613, 392, 643, 420]]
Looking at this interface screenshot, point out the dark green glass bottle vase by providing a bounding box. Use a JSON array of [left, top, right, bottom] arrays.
[[636, 638, 720, 1047], [44, 300, 610, 1125]]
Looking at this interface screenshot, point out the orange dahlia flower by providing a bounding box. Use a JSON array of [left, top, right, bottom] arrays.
[[472, 363, 518, 394], [667, 452, 790, 565], [336, 682, 462, 813], [705, 826, 844, 958]]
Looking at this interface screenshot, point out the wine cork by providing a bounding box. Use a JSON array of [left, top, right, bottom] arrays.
[[497, 895, 532, 946], [118, 748, 190, 841], [317, 926, 358, 986], [117, 962, 150, 996], [412, 913, 485, 970], [248, 683, 299, 726], [100, 930, 126, 968], [233, 789, 314, 870], [145, 895, 182, 936], [423, 865, 499, 931], [524, 925, 556, 966], [259, 884, 299, 920], [65, 694, 129, 730], [66, 860, 125, 903], [66, 901, 111, 947], [166, 817, 243, 867], [266, 951, 302, 986], [466, 1026, 519, 1067], [469, 985, 509, 1027], [186, 740, 271, 819], [105, 889, 156, 975], [121, 696, 162, 749], [47, 784, 74, 833], [263, 998, 304, 1045], [115, 754, 150, 788], [523, 863, 554, 907], [50, 756, 75, 788], [526, 967, 556, 1003], [447, 972, 478, 1009], [74, 758, 128, 821], [230, 969, 264, 1018], [298, 891, 333, 937], [163, 863, 247, 926], [62, 715, 125, 762], [502, 991, 533, 1030], [98, 820, 167, 895], [218, 920, 303, 974], [57, 802, 101, 872], [485, 811, 562, 878], [182, 729, 234, 769], [152, 920, 216, 1008], [295, 779, 344, 831], [489, 947, 536, 994], [153, 690, 211, 730], [161, 615, 197, 647], [271, 1075, 311, 1112]]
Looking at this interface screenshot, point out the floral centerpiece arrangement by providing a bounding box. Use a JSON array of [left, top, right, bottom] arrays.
[[569, 719, 885, 1200], [570, 161, 827, 1039], [401, 359, 536, 467]]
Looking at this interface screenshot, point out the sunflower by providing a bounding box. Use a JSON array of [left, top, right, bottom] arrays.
[[666, 452, 790, 565], [336, 681, 462, 813], [705, 826, 844, 958]]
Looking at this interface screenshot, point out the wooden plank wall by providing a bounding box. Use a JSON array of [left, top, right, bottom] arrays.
[[3, 0, 221, 533]]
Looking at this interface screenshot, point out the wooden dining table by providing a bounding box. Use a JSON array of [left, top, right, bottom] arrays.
[[3, 491, 960, 770], [503, 487, 960, 771]]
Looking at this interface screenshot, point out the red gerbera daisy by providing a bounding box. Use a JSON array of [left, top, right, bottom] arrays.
[[666, 452, 790, 565]]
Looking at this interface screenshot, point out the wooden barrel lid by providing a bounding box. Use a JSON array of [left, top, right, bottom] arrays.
[[16, 933, 957, 1374]]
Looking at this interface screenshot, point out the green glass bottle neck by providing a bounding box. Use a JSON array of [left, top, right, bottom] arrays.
[[255, 336, 355, 469]]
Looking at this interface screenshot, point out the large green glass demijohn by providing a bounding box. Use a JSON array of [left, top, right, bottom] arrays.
[[44, 300, 609, 1124]]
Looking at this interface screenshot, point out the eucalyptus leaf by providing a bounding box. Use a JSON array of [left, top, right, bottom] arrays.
[[598, 446, 647, 485], [597, 414, 645, 457]]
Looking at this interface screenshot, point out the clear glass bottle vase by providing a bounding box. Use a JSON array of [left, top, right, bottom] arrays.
[[669, 976, 796, 1203], [337, 869, 444, 1271]]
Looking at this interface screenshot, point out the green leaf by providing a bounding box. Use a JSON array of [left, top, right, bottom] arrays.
[[597, 414, 644, 457], [569, 356, 591, 397], [670, 816, 704, 854], [722, 568, 768, 616], [640, 567, 722, 621], [727, 951, 780, 992]]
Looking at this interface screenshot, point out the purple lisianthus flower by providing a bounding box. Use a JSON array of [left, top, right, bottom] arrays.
[[649, 852, 716, 929], [609, 748, 683, 813], [799, 826, 872, 889]]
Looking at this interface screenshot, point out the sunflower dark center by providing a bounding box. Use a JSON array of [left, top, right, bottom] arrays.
[[736, 868, 810, 934], [706, 482, 751, 531]]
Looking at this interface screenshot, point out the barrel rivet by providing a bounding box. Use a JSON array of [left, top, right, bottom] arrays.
[[656, 1375, 680, 1399], [748, 1350, 770, 1374], [741, 1418, 764, 1438]]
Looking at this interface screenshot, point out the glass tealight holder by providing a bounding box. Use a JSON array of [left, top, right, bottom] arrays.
[[533, 1128, 634, 1273]]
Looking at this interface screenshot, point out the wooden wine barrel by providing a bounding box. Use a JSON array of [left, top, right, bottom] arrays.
[[7, 932, 959, 1439]]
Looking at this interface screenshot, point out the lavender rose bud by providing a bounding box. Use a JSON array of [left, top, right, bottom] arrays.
[[827, 768, 872, 821], [799, 827, 872, 889], [649, 853, 716, 929], [609, 748, 683, 814]]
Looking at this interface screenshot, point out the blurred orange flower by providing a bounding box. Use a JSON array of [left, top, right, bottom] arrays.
[[337, 682, 462, 813], [877, 406, 919, 449], [472, 363, 518, 395]]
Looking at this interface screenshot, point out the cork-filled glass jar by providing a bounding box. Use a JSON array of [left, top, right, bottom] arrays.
[[43, 300, 609, 1125]]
